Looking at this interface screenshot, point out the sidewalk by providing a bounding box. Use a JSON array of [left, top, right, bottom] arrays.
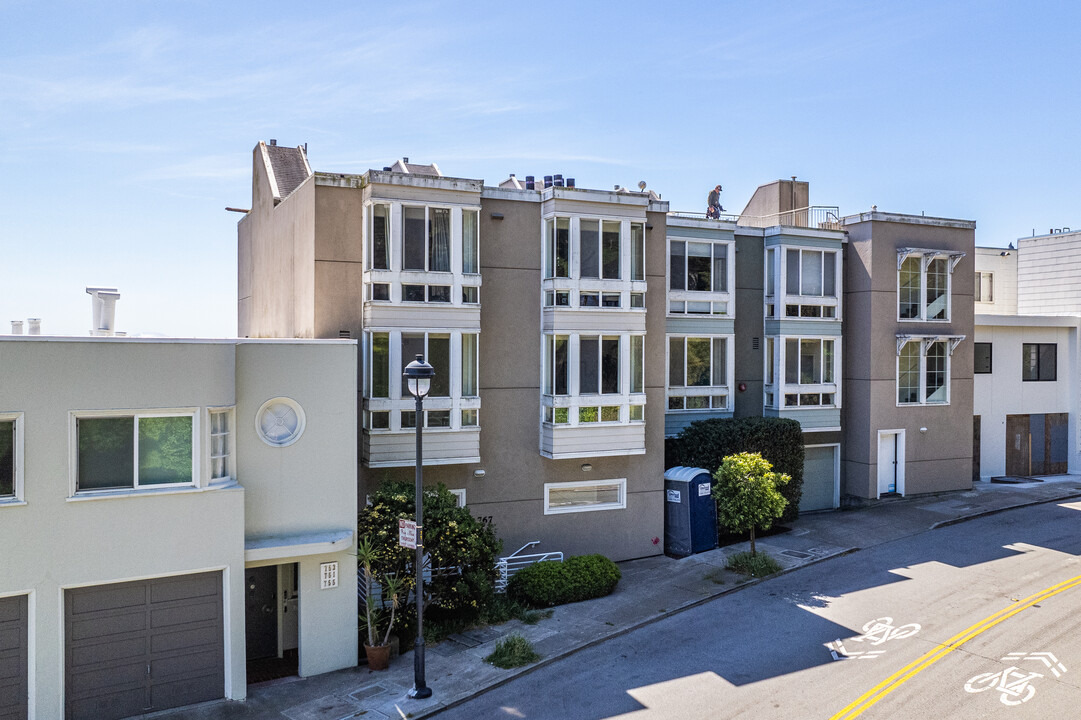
[[156, 477, 1081, 720]]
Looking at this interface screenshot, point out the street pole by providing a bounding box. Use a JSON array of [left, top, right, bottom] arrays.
[[404, 355, 433, 700]]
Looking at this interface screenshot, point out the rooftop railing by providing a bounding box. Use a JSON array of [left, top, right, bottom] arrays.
[[670, 206, 842, 231]]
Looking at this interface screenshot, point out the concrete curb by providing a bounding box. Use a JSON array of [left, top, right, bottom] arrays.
[[418, 546, 860, 719], [929, 491, 1081, 530]]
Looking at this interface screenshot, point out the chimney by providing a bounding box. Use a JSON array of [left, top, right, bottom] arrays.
[[27, 318, 41, 335], [403, 157, 409, 163], [86, 287, 120, 336], [10, 320, 23, 335]]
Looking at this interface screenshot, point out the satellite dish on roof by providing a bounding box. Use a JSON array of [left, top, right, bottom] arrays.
[[638, 181, 647, 191]]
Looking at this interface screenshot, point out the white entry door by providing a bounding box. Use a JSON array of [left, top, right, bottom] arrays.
[[877, 430, 905, 496]]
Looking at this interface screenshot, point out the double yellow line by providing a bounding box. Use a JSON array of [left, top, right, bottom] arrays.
[[830, 572, 1081, 719]]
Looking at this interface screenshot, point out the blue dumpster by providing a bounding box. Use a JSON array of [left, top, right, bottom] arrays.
[[663, 466, 718, 558]]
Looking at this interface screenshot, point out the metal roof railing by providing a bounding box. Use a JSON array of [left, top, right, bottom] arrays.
[[670, 206, 842, 231]]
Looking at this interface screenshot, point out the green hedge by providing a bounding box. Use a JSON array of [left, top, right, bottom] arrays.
[[508, 554, 621, 607], [666, 417, 804, 522]]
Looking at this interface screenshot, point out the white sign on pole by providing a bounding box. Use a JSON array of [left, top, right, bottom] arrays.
[[399, 519, 417, 549]]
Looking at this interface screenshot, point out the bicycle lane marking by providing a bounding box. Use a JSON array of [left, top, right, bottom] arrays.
[[829, 572, 1081, 720]]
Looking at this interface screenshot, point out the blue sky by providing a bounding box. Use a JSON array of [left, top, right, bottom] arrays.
[[2, 0, 1078, 337]]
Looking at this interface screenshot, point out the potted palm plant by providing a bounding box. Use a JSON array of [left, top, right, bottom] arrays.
[[358, 537, 403, 671]]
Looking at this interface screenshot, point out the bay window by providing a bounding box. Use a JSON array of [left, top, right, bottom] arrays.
[[776, 247, 839, 318], [668, 237, 733, 316], [667, 336, 730, 411], [764, 337, 839, 408], [897, 336, 961, 405], [541, 332, 645, 426]]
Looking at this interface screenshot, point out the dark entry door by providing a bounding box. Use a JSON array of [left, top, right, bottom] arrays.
[[973, 416, 981, 483], [65, 572, 224, 720], [245, 566, 278, 661], [1006, 414, 1031, 476], [0, 594, 28, 720], [1006, 413, 1069, 476]]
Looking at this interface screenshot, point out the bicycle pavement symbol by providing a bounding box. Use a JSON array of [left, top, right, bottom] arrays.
[[826, 617, 921, 661], [964, 652, 1067, 706]]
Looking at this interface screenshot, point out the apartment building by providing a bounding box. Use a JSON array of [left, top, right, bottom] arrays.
[[240, 143, 668, 561], [0, 337, 357, 720], [972, 229, 1081, 481]]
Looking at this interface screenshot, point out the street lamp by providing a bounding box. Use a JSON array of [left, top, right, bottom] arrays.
[[403, 354, 435, 700]]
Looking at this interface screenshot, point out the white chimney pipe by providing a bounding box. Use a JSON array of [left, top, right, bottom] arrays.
[[10, 320, 23, 335], [27, 318, 41, 335], [86, 287, 120, 336]]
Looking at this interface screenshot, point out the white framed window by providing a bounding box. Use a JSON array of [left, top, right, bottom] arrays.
[[73, 410, 198, 492], [769, 246, 840, 319], [256, 397, 306, 447], [368, 202, 390, 271], [449, 488, 466, 507], [207, 407, 234, 483], [542, 332, 645, 426], [543, 216, 646, 309], [403, 205, 452, 272], [897, 336, 962, 405], [764, 337, 840, 409], [975, 271, 994, 303], [668, 236, 733, 316], [898, 248, 963, 321], [364, 329, 481, 433], [0, 412, 24, 504], [543, 478, 626, 514], [667, 336, 731, 411]]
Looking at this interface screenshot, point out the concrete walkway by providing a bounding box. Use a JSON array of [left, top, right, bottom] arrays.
[[153, 477, 1081, 720]]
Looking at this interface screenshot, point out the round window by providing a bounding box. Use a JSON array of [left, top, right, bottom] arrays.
[[256, 397, 306, 447]]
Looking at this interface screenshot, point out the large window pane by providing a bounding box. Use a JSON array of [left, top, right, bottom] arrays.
[[462, 333, 478, 396], [926, 258, 948, 319], [631, 336, 644, 393], [823, 340, 835, 383], [800, 339, 821, 384], [78, 417, 134, 490], [429, 207, 451, 272], [630, 223, 644, 281], [554, 335, 569, 395], [556, 218, 570, 278], [669, 337, 685, 387], [823, 252, 836, 296], [713, 338, 727, 387], [402, 333, 425, 384], [371, 204, 389, 270], [601, 337, 620, 394], [371, 332, 389, 398], [712, 245, 728, 292], [786, 249, 800, 295], [547, 482, 622, 510], [602, 221, 621, 279], [785, 338, 800, 385], [462, 210, 479, 274], [766, 249, 776, 296], [801, 251, 823, 296], [899, 257, 921, 319], [670, 242, 685, 291], [686, 338, 711, 386], [428, 335, 450, 397], [686, 243, 711, 292], [403, 206, 426, 270], [898, 343, 920, 403], [765, 338, 774, 385], [580, 219, 599, 278], [925, 342, 947, 402], [138, 416, 192, 485], [1040, 344, 1057, 380], [580, 336, 599, 394], [0, 420, 13, 497]]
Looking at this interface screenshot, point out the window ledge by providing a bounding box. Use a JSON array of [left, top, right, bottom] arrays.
[[68, 481, 241, 502], [0, 499, 26, 508]]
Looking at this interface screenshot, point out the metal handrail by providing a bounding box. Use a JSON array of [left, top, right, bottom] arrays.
[[669, 206, 842, 231]]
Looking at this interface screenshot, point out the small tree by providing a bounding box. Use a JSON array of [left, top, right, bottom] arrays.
[[713, 452, 789, 556]]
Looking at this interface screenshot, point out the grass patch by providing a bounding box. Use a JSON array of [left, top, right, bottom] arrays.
[[485, 633, 541, 669], [703, 569, 726, 585], [726, 551, 782, 578]]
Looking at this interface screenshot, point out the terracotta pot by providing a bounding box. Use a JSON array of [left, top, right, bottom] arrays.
[[364, 643, 391, 671]]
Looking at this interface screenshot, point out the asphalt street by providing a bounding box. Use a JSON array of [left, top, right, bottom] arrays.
[[434, 500, 1081, 719]]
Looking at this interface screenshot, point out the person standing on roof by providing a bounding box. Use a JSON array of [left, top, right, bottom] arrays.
[[707, 185, 724, 218]]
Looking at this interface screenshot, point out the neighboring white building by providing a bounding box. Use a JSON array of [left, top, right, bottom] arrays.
[[973, 315, 1080, 480], [0, 337, 357, 720], [974, 246, 1017, 315], [1017, 229, 1081, 315]]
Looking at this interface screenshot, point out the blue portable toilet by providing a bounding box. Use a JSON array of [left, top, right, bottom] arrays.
[[663, 466, 718, 558]]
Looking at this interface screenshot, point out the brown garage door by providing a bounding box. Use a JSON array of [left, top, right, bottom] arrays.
[[0, 595, 28, 720], [65, 572, 224, 720]]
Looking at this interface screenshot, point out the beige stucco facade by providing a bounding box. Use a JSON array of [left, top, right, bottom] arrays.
[[0, 337, 357, 718]]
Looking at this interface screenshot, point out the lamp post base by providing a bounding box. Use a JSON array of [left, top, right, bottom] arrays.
[[408, 686, 433, 699]]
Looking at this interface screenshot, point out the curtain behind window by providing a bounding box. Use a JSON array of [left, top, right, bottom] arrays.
[[430, 208, 451, 272]]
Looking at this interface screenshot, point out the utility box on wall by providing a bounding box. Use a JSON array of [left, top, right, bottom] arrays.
[[663, 466, 718, 558]]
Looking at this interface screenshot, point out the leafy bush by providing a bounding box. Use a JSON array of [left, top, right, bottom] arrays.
[[727, 550, 782, 577], [667, 417, 804, 521], [508, 554, 621, 607], [714, 452, 789, 555], [358, 480, 501, 630], [485, 633, 541, 669]]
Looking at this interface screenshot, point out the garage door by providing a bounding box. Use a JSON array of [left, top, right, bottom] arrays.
[[0, 595, 28, 720], [800, 445, 838, 512], [65, 572, 224, 720]]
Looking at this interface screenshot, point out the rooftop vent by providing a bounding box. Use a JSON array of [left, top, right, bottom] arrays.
[[86, 287, 120, 336], [269, 139, 277, 146], [27, 318, 41, 335], [10, 320, 22, 335]]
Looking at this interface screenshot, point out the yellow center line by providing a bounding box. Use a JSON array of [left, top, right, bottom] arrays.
[[830, 573, 1081, 719]]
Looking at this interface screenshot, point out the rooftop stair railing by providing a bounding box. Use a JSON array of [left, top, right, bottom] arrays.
[[670, 206, 842, 230]]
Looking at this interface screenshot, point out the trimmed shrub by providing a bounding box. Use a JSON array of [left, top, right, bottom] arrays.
[[666, 417, 805, 522], [508, 554, 621, 607]]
